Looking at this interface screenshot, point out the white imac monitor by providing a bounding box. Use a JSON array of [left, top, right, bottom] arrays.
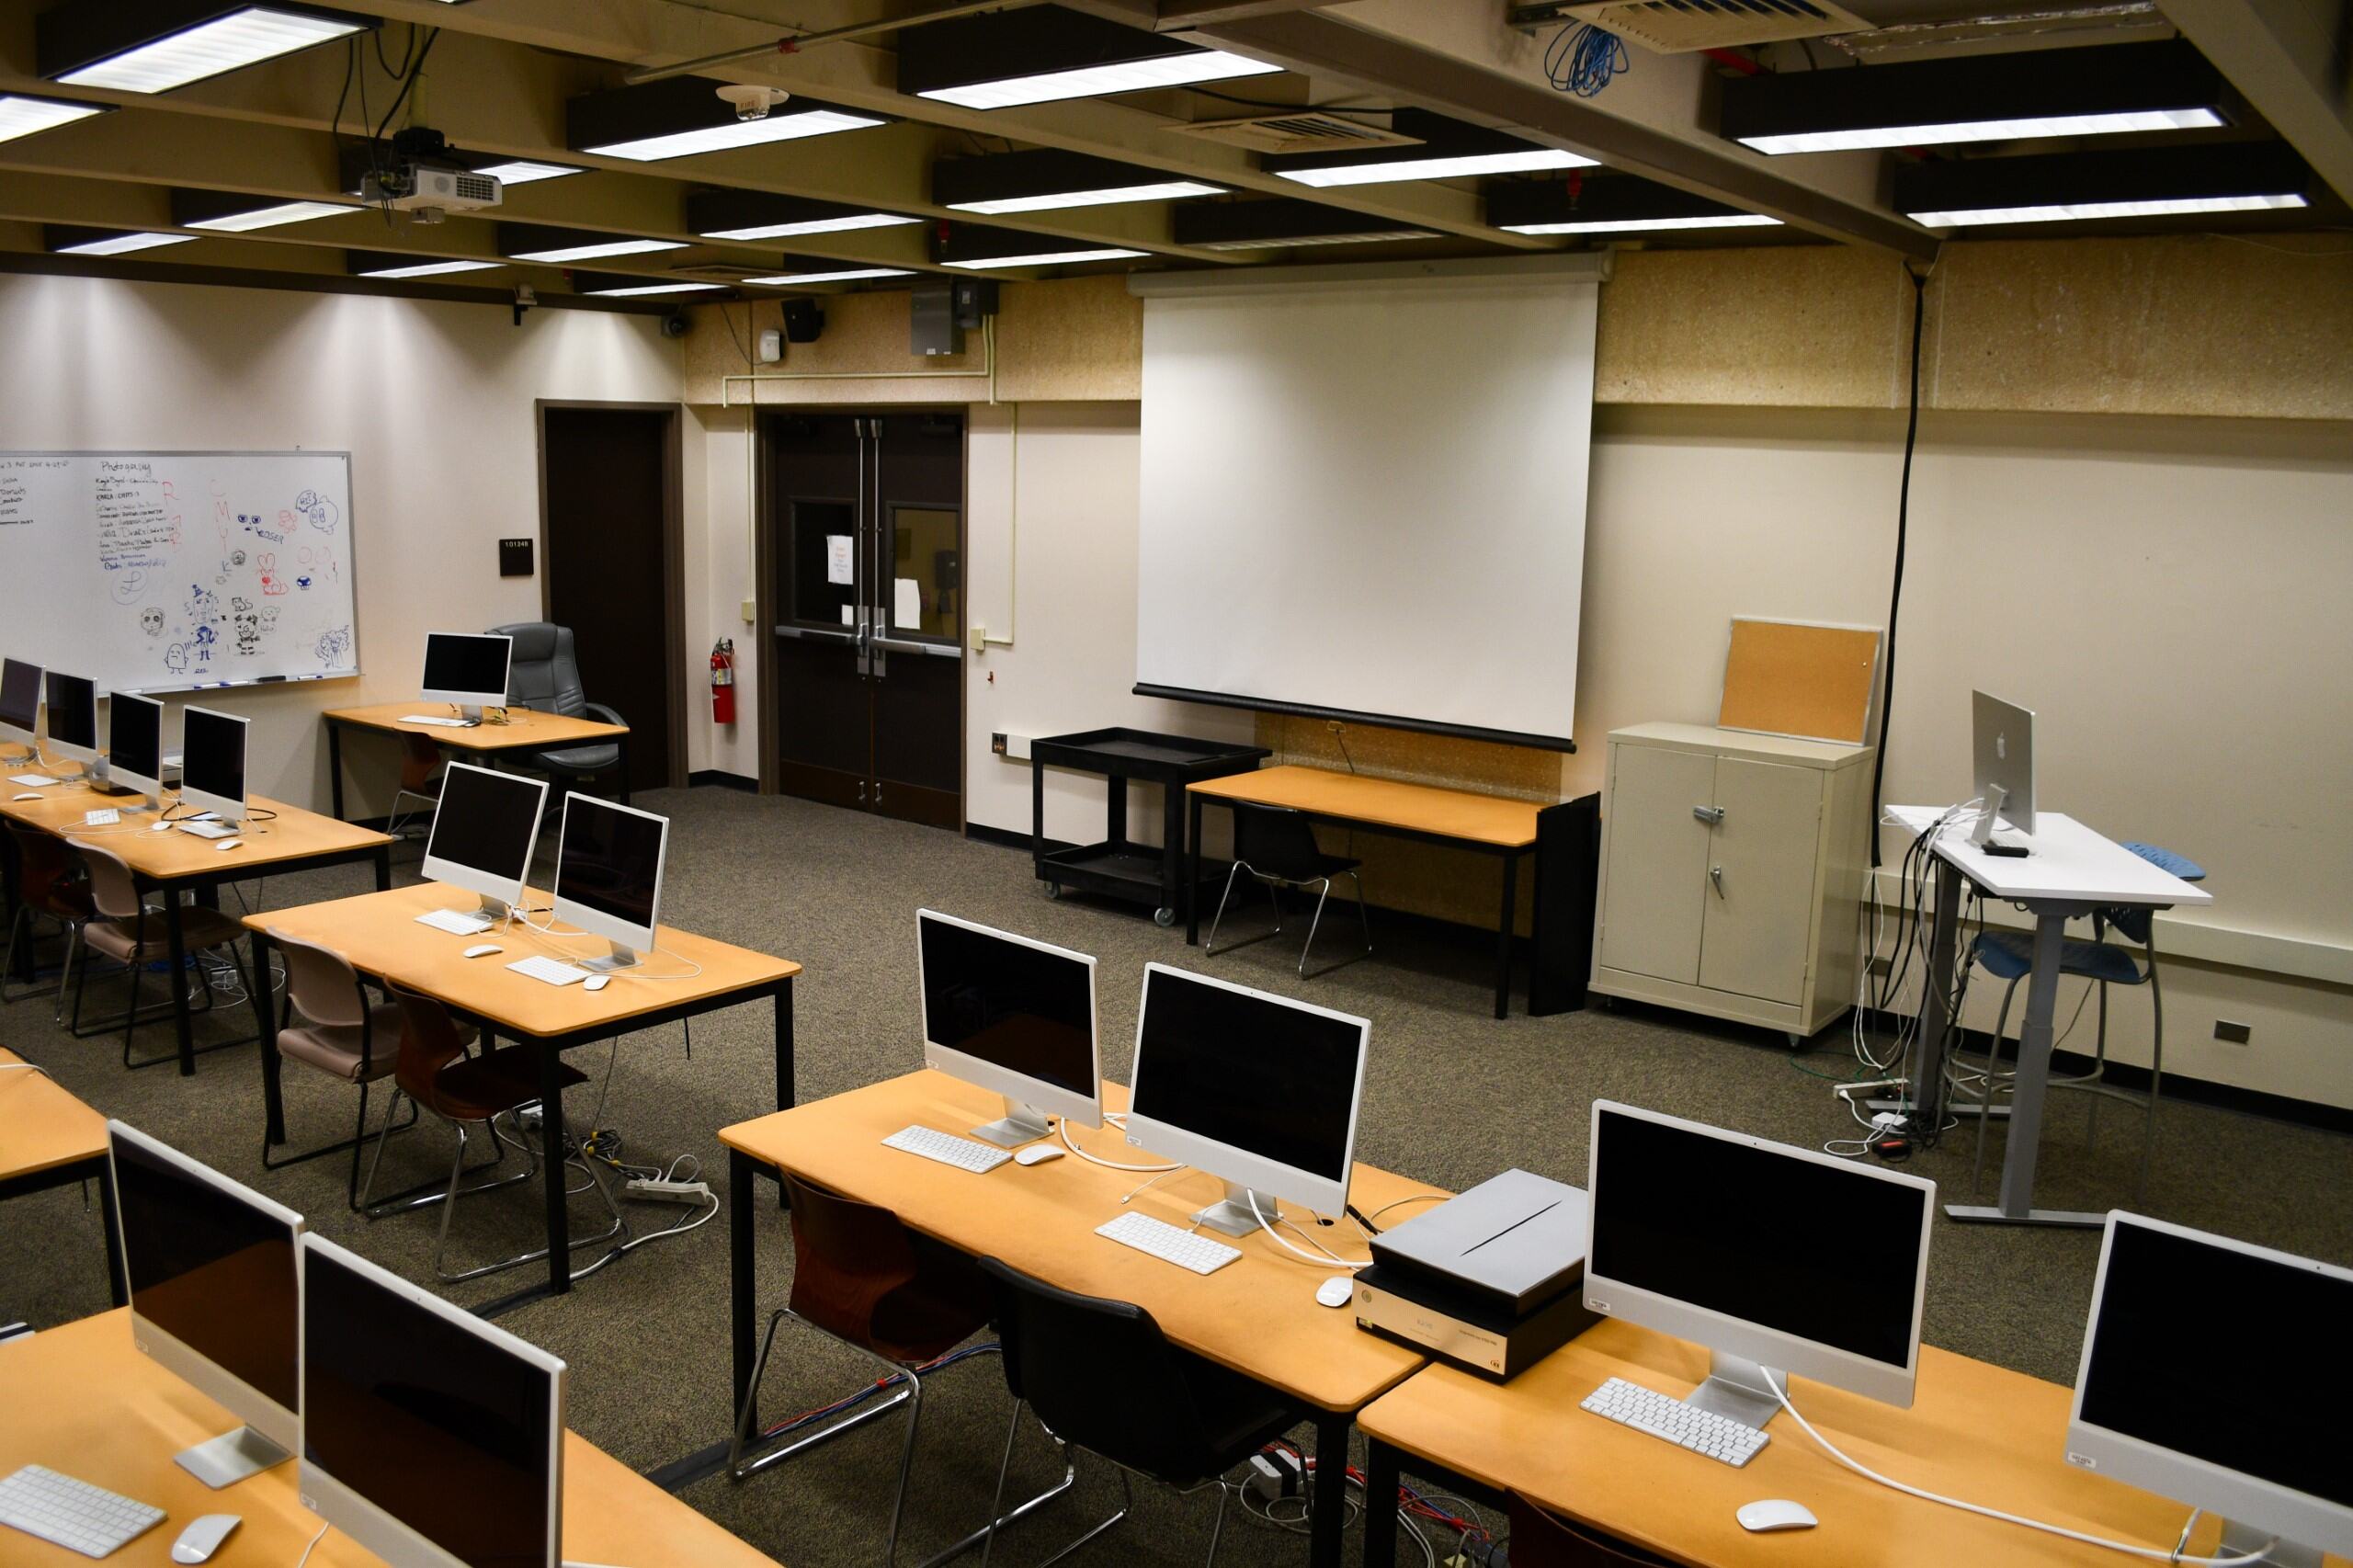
[[552, 793, 669, 972], [2067, 1213, 2353, 1567], [1970, 689, 2036, 846], [1122, 962, 1370, 1237], [421, 762, 548, 924], [1583, 1100, 1936, 1429], [99, 690, 165, 810], [108, 1120, 304, 1488], [0, 657, 38, 754], [915, 909, 1102, 1148], [300, 1233, 566, 1568], [43, 670, 98, 769], [179, 705, 249, 824], [421, 631, 513, 722]]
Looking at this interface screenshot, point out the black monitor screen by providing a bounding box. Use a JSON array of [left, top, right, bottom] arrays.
[[180, 709, 246, 804], [426, 766, 543, 882], [557, 797, 666, 936], [0, 658, 38, 733], [1589, 1108, 1926, 1369], [423, 633, 511, 700], [303, 1245, 557, 1568], [44, 671, 96, 750], [1131, 969, 1363, 1186], [115, 1133, 297, 1415], [2079, 1221, 2353, 1510], [918, 915, 1095, 1100], [109, 694, 163, 781]]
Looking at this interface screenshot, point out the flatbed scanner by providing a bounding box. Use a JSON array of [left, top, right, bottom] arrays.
[[1352, 1168, 1598, 1381]]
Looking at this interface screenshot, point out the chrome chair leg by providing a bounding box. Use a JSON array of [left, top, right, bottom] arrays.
[[358, 1090, 526, 1218], [1204, 863, 1280, 959], [1298, 877, 1333, 978], [983, 1408, 1131, 1568], [1204, 862, 1245, 956], [1204, 1479, 1231, 1568], [1349, 869, 1372, 954], [430, 1109, 625, 1284]]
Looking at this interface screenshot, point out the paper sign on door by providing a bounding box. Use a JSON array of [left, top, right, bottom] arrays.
[[825, 535, 854, 585], [893, 578, 923, 632]]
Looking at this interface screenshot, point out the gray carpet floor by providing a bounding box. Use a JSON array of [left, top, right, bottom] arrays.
[[5, 785, 2348, 1566]]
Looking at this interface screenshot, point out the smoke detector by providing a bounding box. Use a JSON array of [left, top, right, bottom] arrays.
[[716, 84, 791, 120]]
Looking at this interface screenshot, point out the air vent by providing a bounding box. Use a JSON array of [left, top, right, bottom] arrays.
[[1165, 112, 1421, 157], [451, 173, 499, 205], [1559, 0, 1874, 54]]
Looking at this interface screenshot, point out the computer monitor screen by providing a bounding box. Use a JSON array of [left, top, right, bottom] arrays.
[[44, 670, 97, 760], [1124, 963, 1369, 1227], [2068, 1214, 2353, 1557], [301, 1234, 564, 1568], [916, 910, 1101, 1140], [179, 706, 248, 821], [422, 763, 547, 915], [108, 691, 165, 793], [1971, 689, 2035, 840], [552, 794, 669, 958], [1584, 1101, 1934, 1414], [0, 657, 38, 744], [421, 632, 513, 710], [109, 1121, 302, 1457]]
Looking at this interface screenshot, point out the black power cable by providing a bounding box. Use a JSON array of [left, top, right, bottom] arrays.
[[1867, 263, 1930, 869]]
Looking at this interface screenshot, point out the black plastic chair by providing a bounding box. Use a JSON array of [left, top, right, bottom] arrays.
[[1205, 802, 1370, 978], [483, 622, 629, 802], [976, 1256, 1310, 1568]]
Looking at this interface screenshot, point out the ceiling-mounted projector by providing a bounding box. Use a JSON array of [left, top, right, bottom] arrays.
[[359, 163, 503, 223]]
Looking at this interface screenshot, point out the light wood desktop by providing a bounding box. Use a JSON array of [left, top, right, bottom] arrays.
[[319, 703, 631, 822], [1357, 1315, 2339, 1568], [1186, 765, 1544, 1019], [244, 881, 800, 1309], [0, 780, 392, 1074], [716, 1071, 1437, 1568], [0, 1309, 783, 1568], [0, 1045, 122, 1307]]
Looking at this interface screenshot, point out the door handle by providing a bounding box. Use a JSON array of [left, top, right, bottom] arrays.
[[1693, 805, 1725, 825], [1710, 865, 1725, 898]]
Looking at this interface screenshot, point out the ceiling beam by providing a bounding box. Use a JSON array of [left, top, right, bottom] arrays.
[[1154, 1, 1336, 25], [2163, 0, 2353, 209]]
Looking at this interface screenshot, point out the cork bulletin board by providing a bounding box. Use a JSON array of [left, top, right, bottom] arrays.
[[1718, 618, 1881, 744]]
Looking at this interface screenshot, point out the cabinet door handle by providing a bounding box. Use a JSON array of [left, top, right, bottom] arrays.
[[1710, 865, 1725, 898], [1694, 805, 1725, 825]]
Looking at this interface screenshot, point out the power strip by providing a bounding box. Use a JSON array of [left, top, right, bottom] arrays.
[[1245, 1449, 1304, 1502], [626, 1176, 712, 1205]]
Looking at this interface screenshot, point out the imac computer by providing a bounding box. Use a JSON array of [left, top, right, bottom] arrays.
[[179, 706, 250, 826], [1583, 1100, 1936, 1430], [108, 1120, 304, 1487], [1971, 689, 2036, 847], [421, 631, 513, 722], [43, 670, 98, 775], [0, 656, 38, 757], [2067, 1213, 2353, 1567], [552, 793, 669, 972], [97, 689, 165, 809], [915, 909, 1102, 1147], [1123, 962, 1370, 1236], [300, 1233, 567, 1568], [421, 762, 548, 926]]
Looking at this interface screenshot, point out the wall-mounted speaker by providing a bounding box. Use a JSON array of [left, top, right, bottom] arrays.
[[782, 300, 824, 343]]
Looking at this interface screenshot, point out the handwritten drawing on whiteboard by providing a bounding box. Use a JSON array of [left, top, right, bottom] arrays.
[[0, 450, 359, 695]]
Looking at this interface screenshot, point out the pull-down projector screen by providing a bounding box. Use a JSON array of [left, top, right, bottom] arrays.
[[1134, 266, 1598, 750]]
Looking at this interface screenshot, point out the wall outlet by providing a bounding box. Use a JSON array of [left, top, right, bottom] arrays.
[[991, 732, 1007, 756], [970, 622, 987, 653], [995, 732, 1032, 761], [740, 597, 756, 623], [2213, 1019, 2253, 1044]]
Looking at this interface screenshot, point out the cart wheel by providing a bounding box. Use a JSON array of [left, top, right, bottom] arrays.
[[1154, 906, 1176, 928], [1043, 882, 1061, 901]]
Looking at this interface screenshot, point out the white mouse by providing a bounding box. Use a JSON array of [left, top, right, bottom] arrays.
[[583, 973, 611, 992], [214, 838, 242, 852], [461, 944, 502, 959], [172, 1513, 242, 1562], [10, 792, 39, 801], [1735, 1500, 1817, 1534], [1314, 1276, 1355, 1309], [151, 817, 176, 830], [1013, 1143, 1063, 1167]]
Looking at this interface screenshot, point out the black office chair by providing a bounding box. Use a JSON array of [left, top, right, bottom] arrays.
[[483, 622, 629, 802], [1205, 802, 1371, 979], [976, 1256, 1312, 1568]]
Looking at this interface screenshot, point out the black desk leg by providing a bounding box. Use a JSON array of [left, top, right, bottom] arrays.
[[165, 894, 195, 1075], [1030, 761, 1046, 878], [254, 932, 286, 1145], [97, 1160, 127, 1309], [1494, 851, 1519, 1021], [773, 985, 795, 1210], [1311, 1410, 1351, 1568], [1185, 794, 1205, 946], [616, 733, 631, 809], [2, 832, 27, 985], [538, 1040, 572, 1297], [1361, 1439, 1401, 1568], [730, 1146, 757, 1419], [371, 846, 391, 892], [326, 722, 346, 823], [1159, 778, 1183, 926]]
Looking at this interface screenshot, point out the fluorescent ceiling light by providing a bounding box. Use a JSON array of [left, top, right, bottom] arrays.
[[1504, 213, 1782, 234], [0, 94, 108, 145], [1200, 229, 1440, 250], [184, 199, 354, 232], [581, 109, 882, 164], [472, 159, 580, 186], [582, 281, 728, 297], [354, 257, 503, 278], [949, 179, 1222, 216], [744, 267, 916, 285], [53, 7, 367, 95], [941, 247, 1147, 269], [506, 237, 685, 263], [1743, 108, 2222, 156], [921, 51, 1278, 110], [704, 212, 919, 241], [1911, 193, 2307, 228], [1281, 148, 1590, 187], [57, 232, 197, 256]]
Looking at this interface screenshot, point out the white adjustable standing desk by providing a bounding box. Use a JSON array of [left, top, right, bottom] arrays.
[[1888, 807, 2212, 1227]]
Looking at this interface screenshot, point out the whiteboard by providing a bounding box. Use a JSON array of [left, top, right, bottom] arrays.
[[0, 450, 358, 695]]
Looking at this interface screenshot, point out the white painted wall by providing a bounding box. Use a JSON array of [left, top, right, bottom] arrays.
[[683, 405, 761, 781], [0, 272, 680, 819]]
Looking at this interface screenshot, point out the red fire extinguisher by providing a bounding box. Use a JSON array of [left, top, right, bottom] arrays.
[[710, 638, 736, 725]]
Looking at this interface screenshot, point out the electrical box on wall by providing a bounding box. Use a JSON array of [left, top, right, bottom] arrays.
[[911, 278, 999, 357], [499, 538, 534, 577], [756, 327, 783, 364]]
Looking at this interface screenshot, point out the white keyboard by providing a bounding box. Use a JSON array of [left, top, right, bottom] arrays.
[[0, 1463, 166, 1559], [401, 714, 474, 728], [1096, 1210, 1242, 1275], [176, 819, 235, 840], [1579, 1377, 1770, 1467], [83, 809, 119, 826], [415, 907, 494, 937], [881, 1124, 1010, 1173], [7, 774, 54, 789], [507, 955, 591, 987]]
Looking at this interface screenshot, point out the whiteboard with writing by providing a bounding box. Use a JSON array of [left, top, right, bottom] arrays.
[[0, 450, 358, 694]]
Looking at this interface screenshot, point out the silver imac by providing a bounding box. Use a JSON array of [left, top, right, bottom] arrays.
[[916, 909, 1102, 1146], [42, 670, 99, 773], [1971, 689, 2036, 846], [178, 706, 250, 825], [0, 656, 39, 756], [420, 763, 549, 925], [552, 793, 670, 972], [420, 631, 514, 722], [98, 690, 165, 811]]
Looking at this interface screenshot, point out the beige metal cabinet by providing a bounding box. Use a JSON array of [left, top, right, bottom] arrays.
[[1592, 723, 1872, 1040]]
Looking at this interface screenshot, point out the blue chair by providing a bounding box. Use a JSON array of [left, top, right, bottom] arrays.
[[1964, 842, 2204, 1202]]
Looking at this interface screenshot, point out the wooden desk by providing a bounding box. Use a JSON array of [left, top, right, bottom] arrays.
[[0, 782, 392, 1074], [1187, 766, 1544, 1018], [1356, 1317, 2304, 1568], [0, 1046, 122, 1307], [0, 1310, 783, 1567], [322, 703, 631, 823], [716, 1070, 1435, 1568], [244, 882, 800, 1310]]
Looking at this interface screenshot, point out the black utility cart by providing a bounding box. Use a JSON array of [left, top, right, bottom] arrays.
[[1029, 728, 1270, 927]]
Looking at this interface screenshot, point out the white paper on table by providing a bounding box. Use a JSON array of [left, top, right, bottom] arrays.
[[893, 578, 923, 631], [825, 535, 854, 585]]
